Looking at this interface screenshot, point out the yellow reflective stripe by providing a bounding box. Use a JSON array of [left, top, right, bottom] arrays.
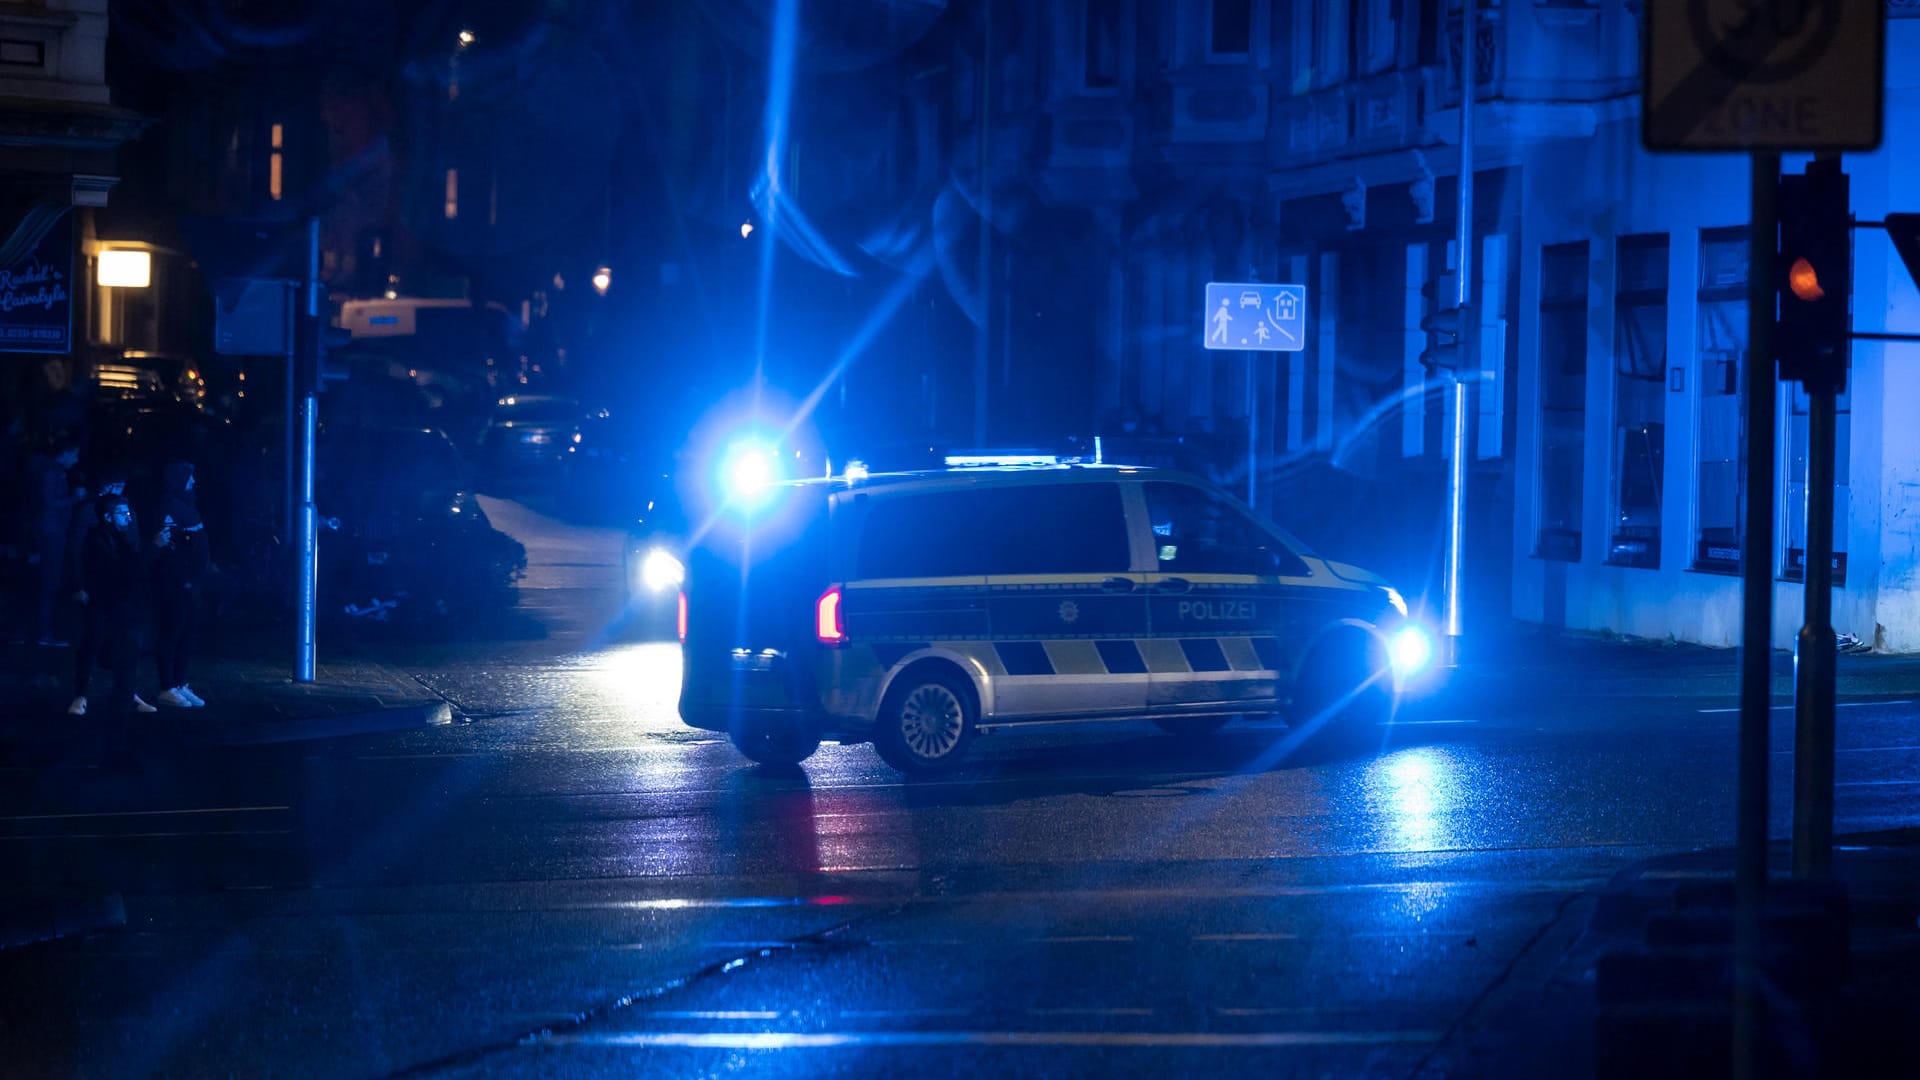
[[1136, 639, 1191, 674], [1042, 640, 1107, 676], [1220, 637, 1264, 672], [845, 577, 987, 590]]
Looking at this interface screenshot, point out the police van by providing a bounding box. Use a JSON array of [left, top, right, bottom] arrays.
[[678, 463, 1429, 774]]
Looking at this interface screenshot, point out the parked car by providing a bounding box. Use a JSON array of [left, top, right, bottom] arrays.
[[315, 424, 526, 626], [478, 394, 584, 487]]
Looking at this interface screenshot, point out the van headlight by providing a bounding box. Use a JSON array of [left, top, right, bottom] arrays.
[[640, 547, 685, 592]]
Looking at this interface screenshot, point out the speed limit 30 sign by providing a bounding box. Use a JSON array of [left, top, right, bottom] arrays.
[[1643, 0, 1884, 151]]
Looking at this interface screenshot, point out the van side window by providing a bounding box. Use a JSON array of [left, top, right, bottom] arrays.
[[856, 483, 1130, 578], [1142, 482, 1309, 577], [980, 484, 1129, 574]]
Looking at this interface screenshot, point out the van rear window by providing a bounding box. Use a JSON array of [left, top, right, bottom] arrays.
[[856, 483, 1129, 578]]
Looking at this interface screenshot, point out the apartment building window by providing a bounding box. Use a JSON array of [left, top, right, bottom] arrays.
[[1782, 380, 1851, 585], [1356, 0, 1396, 75], [1536, 241, 1588, 562], [1608, 235, 1669, 568], [1693, 228, 1746, 574], [1211, 0, 1253, 57], [1085, 0, 1122, 88], [444, 168, 458, 220], [268, 122, 284, 201]]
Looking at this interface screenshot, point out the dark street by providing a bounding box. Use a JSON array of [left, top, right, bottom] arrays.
[[5, 497, 1917, 1078]]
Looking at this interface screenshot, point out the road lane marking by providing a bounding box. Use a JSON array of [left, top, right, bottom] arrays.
[[0, 829, 292, 841], [1030, 935, 1135, 943], [839, 1009, 970, 1019], [0, 805, 288, 823], [538, 1030, 1446, 1049], [1836, 778, 1920, 787], [1029, 1008, 1154, 1017], [1698, 700, 1914, 714], [647, 1011, 783, 1021], [1193, 933, 1300, 942]]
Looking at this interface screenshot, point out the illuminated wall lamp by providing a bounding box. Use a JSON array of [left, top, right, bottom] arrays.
[[98, 249, 152, 288]]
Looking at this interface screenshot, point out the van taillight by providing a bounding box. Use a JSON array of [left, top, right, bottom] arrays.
[[816, 585, 846, 646], [677, 591, 688, 642]]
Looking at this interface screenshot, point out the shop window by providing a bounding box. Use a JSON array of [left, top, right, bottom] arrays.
[[1693, 228, 1747, 573], [1608, 235, 1669, 568], [1536, 241, 1588, 561]]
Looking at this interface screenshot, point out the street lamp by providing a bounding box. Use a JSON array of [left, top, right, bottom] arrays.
[[591, 266, 612, 295], [740, 222, 754, 239], [457, 29, 475, 48]]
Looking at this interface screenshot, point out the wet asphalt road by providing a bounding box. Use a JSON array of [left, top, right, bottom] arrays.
[[4, 496, 1920, 1078]]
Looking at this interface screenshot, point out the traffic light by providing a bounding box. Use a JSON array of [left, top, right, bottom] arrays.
[[1775, 160, 1851, 394], [1419, 280, 1469, 373]]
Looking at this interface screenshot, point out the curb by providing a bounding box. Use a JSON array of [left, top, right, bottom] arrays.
[[0, 893, 126, 951], [191, 701, 454, 747]]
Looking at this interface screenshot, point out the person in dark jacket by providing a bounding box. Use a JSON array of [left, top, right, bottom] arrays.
[[151, 461, 210, 708], [82, 491, 148, 762], [26, 439, 83, 646], [67, 470, 156, 717]]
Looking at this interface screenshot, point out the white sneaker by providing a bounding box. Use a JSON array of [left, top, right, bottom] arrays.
[[133, 695, 158, 714], [67, 696, 87, 716], [178, 685, 206, 707], [157, 687, 194, 708]]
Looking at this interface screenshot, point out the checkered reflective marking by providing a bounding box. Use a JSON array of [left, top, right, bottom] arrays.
[[915, 638, 1287, 678]]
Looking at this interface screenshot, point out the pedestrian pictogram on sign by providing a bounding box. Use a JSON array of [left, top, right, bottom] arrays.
[[1643, 0, 1884, 152], [1203, 282, 1306, 352]]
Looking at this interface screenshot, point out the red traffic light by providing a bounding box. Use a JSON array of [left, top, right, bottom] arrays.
[[1788, 257, 1825, 302]]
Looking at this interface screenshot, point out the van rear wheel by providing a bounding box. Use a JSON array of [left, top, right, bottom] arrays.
[[874, 671, 976, 775], [729, 722, 821, 767]]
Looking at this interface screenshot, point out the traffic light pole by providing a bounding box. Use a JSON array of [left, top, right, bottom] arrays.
[[1793, 384, 1838, 879], [1732, 150, 1778, 1080], [1442, 0, 1474, 666]]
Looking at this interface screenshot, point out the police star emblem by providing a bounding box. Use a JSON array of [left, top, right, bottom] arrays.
[[1058, 600, 1080, 625]]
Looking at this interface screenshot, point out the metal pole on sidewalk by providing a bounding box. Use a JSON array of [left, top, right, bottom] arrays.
[[1246, 353, 1257, 509], [294, 217, 320, 683], [1442, 0, 1475, 666], [1793, 384, 1837, 878], [1733, 150, 1779, 1080]]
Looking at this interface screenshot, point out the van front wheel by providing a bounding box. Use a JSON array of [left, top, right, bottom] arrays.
[[874, 672, 976, 775]]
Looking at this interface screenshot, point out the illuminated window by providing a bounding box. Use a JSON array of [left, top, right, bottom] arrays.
[[1693, 228, 1747, 574], [269, 122, 283, 201], [1536, 241, 1588, 562], [1607, 235, 1669, 569], [444, 168, 458, 219]]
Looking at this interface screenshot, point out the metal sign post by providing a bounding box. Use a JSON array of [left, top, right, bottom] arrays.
[[1202, 281, 1306, 513], [1733, 152, 1779, 1080]]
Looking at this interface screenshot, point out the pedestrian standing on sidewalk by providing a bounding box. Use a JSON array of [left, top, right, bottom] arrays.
[[26, 439, 84, 647], [66, 470, 156, 718], [151, 461, 210, 708], [81, 490, 148, 764]]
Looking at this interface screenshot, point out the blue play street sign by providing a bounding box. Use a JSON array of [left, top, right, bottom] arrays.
[[1204, 282, 1306, 352]]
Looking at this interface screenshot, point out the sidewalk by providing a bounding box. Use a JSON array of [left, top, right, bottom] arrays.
[[0, 633, 453, 762], [1431, 622, 1920, 704], [1432, 832, 1920, 1079]]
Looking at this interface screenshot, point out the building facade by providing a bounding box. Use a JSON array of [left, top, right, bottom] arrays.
[[965, 0, 1920, 649]]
